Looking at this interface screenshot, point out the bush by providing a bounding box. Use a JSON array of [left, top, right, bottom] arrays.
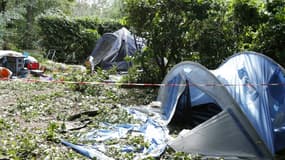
[[121, 49, 162, 84], [97, 20, 124, 35], [37, 16, 100, 64], [37, 16, 125, 64], [75, 17, 99, 29], [63, 69, 113, 96]]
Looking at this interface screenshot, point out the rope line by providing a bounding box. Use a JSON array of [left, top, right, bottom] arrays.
[[1, 77, 285, 87]]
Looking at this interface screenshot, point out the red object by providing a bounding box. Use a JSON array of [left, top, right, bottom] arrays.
[[0, 67, 12, 78], [27, 62, 40, 70]]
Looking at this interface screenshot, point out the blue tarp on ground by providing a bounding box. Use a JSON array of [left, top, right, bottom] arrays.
[[62, 107, 168, 159]]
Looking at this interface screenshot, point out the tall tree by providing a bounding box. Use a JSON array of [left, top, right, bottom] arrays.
[[253, 0, 285, 66], [125, 0, 236, 81], [228, 0, 264, 51], [0, 0, 75, 49], [73, 0, 124, 20], [125, 0, 210, 78], [0, 0, 24, 49], [0, 0, 7, 13]]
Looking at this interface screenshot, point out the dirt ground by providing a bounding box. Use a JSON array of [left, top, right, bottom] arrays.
[[1, 77, 284, 159], [0, 78, 158, 159]]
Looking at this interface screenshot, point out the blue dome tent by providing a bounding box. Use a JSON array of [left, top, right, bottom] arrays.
[[158, 51, 285, 159], [89, 27, 144, 72]]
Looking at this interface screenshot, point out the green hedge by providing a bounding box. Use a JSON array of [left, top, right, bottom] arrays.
[[97, 21, 123, 35], [37, 16, 123, 64]]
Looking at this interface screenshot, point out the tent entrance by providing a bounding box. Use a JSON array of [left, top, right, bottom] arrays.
[[169, 103, 222, 131], [169, 82, 222, 131]]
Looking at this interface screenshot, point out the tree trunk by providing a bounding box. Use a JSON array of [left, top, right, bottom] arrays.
[[0, 0, 7, 49], [24, 3, 34, 49], [0, 0, 7, 13], [155, 55, 166, 81]]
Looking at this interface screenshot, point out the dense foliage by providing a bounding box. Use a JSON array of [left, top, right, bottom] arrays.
[[37, 16, 123, 63], [1, 0, 285, 79], [37, 16, 100, 63], [253, 0, 285, 65], [0, 0, 75, 49], [125, 0, 285, 82]]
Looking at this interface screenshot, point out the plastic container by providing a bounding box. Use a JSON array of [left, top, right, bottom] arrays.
[[26, 62, 39, 70]]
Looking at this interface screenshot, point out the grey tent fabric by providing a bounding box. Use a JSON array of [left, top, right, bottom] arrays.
[[158, 51, 285, 159], [89, 27, 144, 71]]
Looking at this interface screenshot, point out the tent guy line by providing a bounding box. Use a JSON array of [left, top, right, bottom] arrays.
[[1, 77, 285, 87]]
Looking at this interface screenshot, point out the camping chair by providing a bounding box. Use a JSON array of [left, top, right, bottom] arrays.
[[46, 49, 56, 61]]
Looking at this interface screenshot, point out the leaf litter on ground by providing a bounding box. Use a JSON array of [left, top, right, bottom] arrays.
[[0, 64, 217, 160]]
